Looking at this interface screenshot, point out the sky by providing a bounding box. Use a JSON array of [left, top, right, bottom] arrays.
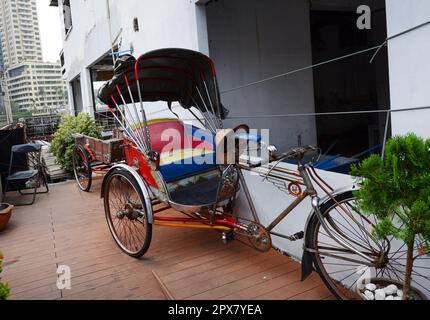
[[36, 0, 63, 62]]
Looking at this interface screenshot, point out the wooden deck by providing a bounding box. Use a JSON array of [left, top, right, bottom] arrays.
[[0, 179, 334, 300]]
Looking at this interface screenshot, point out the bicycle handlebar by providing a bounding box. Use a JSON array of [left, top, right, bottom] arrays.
[[272, 145, 319, 162]]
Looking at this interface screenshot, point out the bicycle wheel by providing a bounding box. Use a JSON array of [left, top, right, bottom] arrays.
[[72, 145, 92, 192], [103, 168, 152, 258], [307, 191, 430, 300]]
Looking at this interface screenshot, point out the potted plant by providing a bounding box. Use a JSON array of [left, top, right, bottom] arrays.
[[0, 251, 10, 300], [0, 203, 13, 232], [351, 133, 430, 300]]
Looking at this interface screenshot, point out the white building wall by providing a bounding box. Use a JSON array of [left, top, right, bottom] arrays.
[[206, 0, 317, 152], [59, 0, 207, 116], [107, 0, 207, 55], [386, 0, 430, 138]]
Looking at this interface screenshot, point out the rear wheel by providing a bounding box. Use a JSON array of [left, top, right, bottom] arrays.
[[307, 191, 430, 300], [103, 169, 152, 258], [72, 145, 92, 192]]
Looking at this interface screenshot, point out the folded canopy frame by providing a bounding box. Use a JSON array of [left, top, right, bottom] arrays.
[[98, 48, 229, 156]]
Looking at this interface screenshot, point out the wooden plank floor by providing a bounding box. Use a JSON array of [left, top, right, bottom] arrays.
[[0, 179, 333, 300]]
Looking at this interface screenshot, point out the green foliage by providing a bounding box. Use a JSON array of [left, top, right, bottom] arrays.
[[351, 133, 430, 297], [351, 133, 430, 245], [50, 113, 102, 171], [0, 251, 10, 300]]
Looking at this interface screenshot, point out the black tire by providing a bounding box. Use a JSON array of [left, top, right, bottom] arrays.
[[72, 145, 92, 192], [103, 168, 152, 258], [307, 191, 430, 300]]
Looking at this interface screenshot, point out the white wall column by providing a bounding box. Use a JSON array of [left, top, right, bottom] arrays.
[[79, 68, 95, 117], [386, 0, 430, 138], [194, 3, 210, 55], [67, 82, 74, 115]]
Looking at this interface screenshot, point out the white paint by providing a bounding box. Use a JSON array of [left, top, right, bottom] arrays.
[[385, 0, 430, 138], [56, 0, 207, 116]]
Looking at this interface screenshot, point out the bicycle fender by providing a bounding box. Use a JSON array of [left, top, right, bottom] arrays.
[[100, 163, 154, 224], [300, 184, 358, 281], [301, 249, 314, 281]]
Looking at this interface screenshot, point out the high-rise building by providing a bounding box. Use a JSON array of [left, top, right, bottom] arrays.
[[0, 45, 4, 72], [0, 0, 67, 115], [7, 61, 67, 114], [0, 0, 42, 68]]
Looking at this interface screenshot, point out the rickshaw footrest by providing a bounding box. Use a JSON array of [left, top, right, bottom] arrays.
[[222, 229, 235, 244]]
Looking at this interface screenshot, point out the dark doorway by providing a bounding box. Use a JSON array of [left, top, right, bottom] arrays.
[[89, 52, 117, 130], [310, 1, 390, 157], [70, 76, 83, 115]]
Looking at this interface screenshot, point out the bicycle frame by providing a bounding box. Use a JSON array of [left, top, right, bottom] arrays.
[[239, 161, 382, 263]]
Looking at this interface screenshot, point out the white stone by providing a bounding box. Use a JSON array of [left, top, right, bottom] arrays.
[[384, 284, 398, 295], [364, 290, 375, 300], [375, 289, 386, 300], [397, 290, 403, 297], [394, 297, 402, 300], [365, 283, 377, 291], [385, 295, 394, 300]]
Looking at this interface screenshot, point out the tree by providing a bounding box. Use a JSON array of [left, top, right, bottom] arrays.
[[50, 113, 102, 171], [351, 133, 430, 299]]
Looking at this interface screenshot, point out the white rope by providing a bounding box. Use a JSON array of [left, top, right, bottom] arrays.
[[225, 104, 430, 120], [221, 20, 430, 95], [221, 45, 382, 95]]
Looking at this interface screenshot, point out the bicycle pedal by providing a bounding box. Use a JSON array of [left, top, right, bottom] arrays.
[[290, 231, 304, 241]]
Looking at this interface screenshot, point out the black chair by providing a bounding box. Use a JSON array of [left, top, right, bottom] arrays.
[[3, 143, 49, 206]]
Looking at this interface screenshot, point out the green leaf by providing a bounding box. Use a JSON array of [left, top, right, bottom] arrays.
[[50, 113, 102, 171]]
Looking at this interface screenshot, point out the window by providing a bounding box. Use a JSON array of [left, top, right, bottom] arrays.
[[63, 0, 73, 36]]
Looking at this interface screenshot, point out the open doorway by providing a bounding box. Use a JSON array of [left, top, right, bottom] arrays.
[[89, 53, 116, 130], [309, 0, 390, 157]]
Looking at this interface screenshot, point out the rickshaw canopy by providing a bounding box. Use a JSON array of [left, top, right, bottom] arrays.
[[98, 48, 228, 119]]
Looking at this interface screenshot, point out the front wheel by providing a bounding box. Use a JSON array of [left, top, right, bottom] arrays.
[[72, 145, 92, 192], [103, 168, 152, 258], [307, 191, 430, 300]]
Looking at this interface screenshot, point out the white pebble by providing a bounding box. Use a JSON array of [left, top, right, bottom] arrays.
[[364, 290, 375, 300], [384, 284, 398, 295], [394, 297, 402, 300], [385, 295, 394, 300], [397, 290, 403, 297], [375, 289, 386, 300], [365, 283, 377, 291]]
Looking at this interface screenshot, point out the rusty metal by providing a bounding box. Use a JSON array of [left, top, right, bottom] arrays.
[[73, 134, 125, 164]]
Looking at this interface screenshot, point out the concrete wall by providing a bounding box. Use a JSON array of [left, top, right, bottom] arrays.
[[205, 0, 317, 152], [386, 0, 430, 138]]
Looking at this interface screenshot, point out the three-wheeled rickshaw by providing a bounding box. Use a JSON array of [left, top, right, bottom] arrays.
[[71, 48, 429, 300]]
